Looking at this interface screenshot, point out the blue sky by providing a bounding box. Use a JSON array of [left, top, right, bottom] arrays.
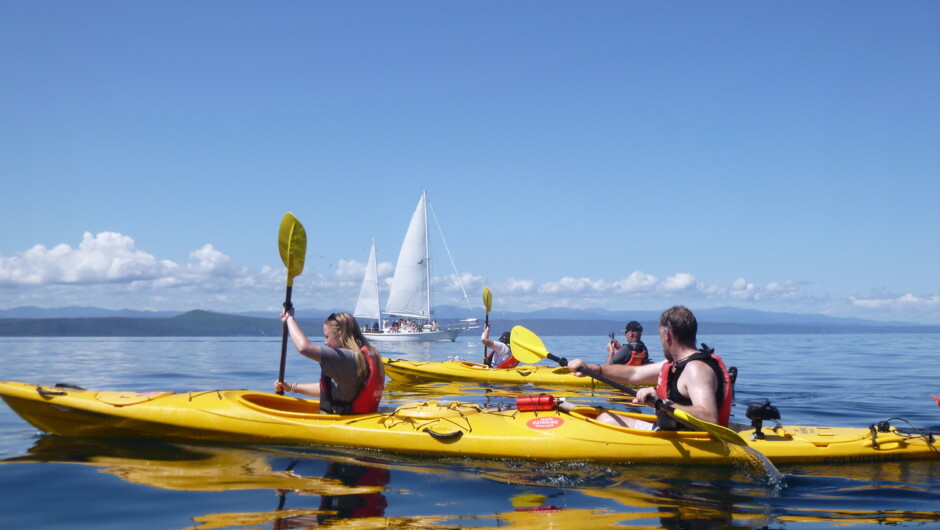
[[1, 2, 938, 324]]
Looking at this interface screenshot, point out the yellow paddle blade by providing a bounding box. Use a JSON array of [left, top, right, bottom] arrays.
[[278, 212, 307, 285], [482, 286, 492, 314], [509, 325, 547, 364], [670, 408, 748, 446], [510, 493, 547, 508]]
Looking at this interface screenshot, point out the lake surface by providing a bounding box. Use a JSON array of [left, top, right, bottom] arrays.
[[1, 333, 938, 529]]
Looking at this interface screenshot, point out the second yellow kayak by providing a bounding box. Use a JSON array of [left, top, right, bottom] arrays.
[[382, 358, 640, 388]]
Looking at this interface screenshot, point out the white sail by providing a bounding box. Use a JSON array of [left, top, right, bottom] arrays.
[[385, 191, 430, 320], [353, 241, 381, 320]]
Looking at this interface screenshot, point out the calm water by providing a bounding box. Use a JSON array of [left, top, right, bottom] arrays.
[[1, 333, 938, 529]]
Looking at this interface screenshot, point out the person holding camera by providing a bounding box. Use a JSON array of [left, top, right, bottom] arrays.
[[607, 320, 650, 365]]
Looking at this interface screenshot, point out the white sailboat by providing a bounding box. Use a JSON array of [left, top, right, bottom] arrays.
[[354, 191, 476, 342]]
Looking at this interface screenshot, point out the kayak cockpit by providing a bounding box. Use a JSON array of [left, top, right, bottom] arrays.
[[237, 393, 321, 417]]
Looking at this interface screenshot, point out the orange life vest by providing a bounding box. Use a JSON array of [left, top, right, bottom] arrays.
[[320, 347, 384, 414]]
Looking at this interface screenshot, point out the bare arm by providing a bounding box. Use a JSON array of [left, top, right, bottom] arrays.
[[274, 380, 322, 397], [283, 312, 324, 362], [481, 324, 496, 348], [568, 358, 664, 384]]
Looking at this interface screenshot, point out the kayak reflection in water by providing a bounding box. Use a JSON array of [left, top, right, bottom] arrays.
[[274, 462, 390, 528], [318, 463, 390, 522]]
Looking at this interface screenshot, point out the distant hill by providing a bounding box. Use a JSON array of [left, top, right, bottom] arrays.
[[0, 306, 936, 337], [0, 306, 179, 319], [0, 310, 282, 337]]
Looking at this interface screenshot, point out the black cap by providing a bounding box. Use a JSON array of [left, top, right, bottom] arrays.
[[499, 331, 511, 344], [624, 321, 643, 333]]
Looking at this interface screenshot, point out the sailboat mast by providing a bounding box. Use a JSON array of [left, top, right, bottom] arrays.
[[423, 190, 431, 323], [372, 239, 382, 323]]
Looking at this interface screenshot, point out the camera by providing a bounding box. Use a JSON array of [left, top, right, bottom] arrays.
[[745, 400, 781, 440], [608, 333, 615, 340]]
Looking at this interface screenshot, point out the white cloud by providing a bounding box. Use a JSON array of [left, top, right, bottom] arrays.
[[727, 278, 809, 302], [538, 277, 607, 294], [334, 258, 396, 284], [502, 278, 535, 293], [188, 244, 235, 275], [850, 293, 940, 310], [729, 278, 758, 300], [761, 281, 808, 300], [0, 232, 280, 311], [433, 272, 484, 294], [3, 232, 938, 324], [659, 273, 697, 292], [611, 271, 658, 293], [334, 259, 366, 283], [0, 232, 174, 285]]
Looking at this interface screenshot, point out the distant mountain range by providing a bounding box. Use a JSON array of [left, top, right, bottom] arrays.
[[0, 310, 281, 337], [0, 305, 936, 337]]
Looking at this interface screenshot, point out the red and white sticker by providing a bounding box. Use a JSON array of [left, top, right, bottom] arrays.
[[526, 416, 564, 430]]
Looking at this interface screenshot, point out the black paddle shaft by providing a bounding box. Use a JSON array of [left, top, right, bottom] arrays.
[[276, 287, 293, 395], [548, 353, 638, 398], [549, 352, 676, 414], [482, 313, 490, 362]]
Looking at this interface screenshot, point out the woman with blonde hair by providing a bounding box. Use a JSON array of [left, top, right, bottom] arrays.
[[276, 310, 385, 414]]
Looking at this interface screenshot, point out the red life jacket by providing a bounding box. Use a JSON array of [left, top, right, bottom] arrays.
[[492, 351, 520, 369], [319, 346, 384, 414], [655, 348, 733, 428], [625, 348, 648, 366]]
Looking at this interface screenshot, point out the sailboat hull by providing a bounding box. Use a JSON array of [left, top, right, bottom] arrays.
[[364, 328, 461, 342]]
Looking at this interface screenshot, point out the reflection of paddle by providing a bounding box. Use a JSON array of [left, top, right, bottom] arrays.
[[482, 286, 492, 362], [273, 458, 301, 530], [276, 213, 307, 395], [509, 325, 747, 447]]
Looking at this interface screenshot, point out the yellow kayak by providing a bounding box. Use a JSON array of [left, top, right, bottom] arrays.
[[382, 358, 642, 388], [2, 381, 936, 465]]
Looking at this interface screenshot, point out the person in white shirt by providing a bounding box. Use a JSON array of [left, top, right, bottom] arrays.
[[481, 324, 519, 369]]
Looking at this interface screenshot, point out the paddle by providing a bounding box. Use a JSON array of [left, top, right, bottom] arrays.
[[509, 325, 748, 447], [276, 212, 307, 395], [482, 286, 492, 362]]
